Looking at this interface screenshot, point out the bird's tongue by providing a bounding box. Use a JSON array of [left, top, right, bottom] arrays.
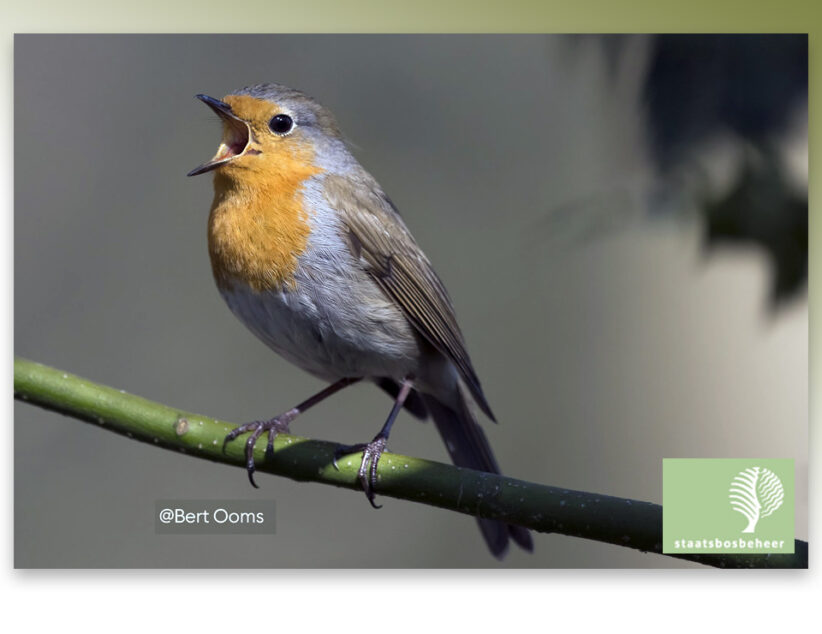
[[218, 119, 250, 159]]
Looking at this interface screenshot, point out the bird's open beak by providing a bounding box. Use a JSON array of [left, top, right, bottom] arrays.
[[187, 94, 252, 177]]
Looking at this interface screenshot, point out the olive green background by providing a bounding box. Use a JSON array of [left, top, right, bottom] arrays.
[[13, 34, 807, 567]]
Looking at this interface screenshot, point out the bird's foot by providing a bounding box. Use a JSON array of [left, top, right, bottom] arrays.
[[333, 435, 389, 509], [222, 411, 295, 488]]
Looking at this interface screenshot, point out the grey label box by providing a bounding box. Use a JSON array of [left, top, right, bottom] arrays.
[[155, 499, 276, 535]]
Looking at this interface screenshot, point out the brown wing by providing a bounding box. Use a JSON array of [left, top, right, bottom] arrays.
[[324, 173, 495, 421]]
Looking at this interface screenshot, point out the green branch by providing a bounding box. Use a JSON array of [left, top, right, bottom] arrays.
[[14, 357, 807, 568]]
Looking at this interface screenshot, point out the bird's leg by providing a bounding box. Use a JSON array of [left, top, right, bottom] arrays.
[[334, 377, 413, 509], [224, 377, 361, 488]]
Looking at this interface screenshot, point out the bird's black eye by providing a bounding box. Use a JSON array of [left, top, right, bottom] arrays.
[[269, 114, 294, 135]]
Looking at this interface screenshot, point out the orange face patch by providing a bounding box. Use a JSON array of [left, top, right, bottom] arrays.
[[222, 95, 279, 126], [206, 95, 322, 293]]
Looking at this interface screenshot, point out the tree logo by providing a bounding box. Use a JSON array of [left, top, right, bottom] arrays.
[[664, 459, 794, 554], [729, 467, 785, 533]]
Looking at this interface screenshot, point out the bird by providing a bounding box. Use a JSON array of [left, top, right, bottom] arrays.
[[188, 83, 533, 558]]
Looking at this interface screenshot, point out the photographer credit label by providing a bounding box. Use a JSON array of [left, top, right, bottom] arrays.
[[663, 459, 794, 554], [155, 499, 275, 535]]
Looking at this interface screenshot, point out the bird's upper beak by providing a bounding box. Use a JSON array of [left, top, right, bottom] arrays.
[[187, 94, 252, 177]]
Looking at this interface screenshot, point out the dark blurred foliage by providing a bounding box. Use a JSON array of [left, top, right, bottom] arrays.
[[644, 35, 808, 306]]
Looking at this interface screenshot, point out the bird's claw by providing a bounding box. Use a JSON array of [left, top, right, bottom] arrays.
[[334, 436, 388, 509], [223, 416, 292, 488]]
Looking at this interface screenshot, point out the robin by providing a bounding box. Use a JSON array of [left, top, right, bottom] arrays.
[[188, 83, 533, 558]]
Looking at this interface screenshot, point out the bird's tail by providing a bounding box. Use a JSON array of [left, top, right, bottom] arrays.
[[421, 391, 533, 558]]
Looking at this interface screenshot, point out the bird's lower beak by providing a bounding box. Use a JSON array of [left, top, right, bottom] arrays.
[[187, 94, 252, 177]]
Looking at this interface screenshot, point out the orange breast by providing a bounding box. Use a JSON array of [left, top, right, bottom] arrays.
[[207, 143, 321, 293]]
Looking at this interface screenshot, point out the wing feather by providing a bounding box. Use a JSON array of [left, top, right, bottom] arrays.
[[324, 173, 495, 421]]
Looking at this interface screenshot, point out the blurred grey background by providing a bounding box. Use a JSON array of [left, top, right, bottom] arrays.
[[14, 35, 807, 568]]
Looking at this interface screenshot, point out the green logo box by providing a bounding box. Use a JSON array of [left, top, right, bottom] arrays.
[[663, 458, 794, 554]]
